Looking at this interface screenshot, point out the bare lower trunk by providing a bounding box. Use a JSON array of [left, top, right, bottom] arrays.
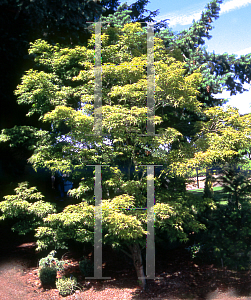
[[128, 243, 146, 290]]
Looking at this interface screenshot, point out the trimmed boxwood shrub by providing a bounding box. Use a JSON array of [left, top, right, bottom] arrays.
[[38, 266, 57, 285]]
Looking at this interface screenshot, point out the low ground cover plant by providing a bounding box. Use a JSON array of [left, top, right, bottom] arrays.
[[56, 276, 78, 296]]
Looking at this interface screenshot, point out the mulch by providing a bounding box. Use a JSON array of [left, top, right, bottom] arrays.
[[1, 178, 251, 299], [1, 241, 251, 299]]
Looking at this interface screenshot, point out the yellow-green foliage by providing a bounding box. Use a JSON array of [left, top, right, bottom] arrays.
[[2, 22, 251, 254], [56, 276, 78, 296], [0, 182, 56, 235]]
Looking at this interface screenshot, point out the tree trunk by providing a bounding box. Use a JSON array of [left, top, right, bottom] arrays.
[[203, 168, 214, 199], [128, 243, 146, 290], [196, 167, 199, 188]]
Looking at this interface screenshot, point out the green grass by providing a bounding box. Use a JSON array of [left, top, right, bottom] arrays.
[[187, 186, 224, 193], [187, 186, 229, 205], [188, 184, 251, 206]]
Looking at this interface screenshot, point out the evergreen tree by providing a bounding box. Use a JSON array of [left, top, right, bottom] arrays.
[[200, 160, 251, 270], [155, 0, 251, 158]]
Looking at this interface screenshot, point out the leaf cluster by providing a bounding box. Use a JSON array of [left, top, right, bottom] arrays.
[[0, 182, 56, 235]]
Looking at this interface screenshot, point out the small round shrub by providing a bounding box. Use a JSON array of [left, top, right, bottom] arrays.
[[38, 266, 57, 285], [56, 276, 78, 296], [38, 250, 64, 271], [79, 258, 94, 277]]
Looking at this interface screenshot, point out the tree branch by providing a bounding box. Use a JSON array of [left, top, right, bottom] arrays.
[[120, 248, 133, 259]]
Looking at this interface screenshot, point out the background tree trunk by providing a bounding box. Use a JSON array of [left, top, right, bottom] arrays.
[[203, 168, 214, 199], [196, 167, 199, 188]]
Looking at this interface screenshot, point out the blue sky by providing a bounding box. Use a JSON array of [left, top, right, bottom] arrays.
[[126, 0, 251, 114]]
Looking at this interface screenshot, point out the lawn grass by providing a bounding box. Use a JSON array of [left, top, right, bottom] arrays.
[[187, 186, 229, 205], [187, 184, 251, 206], [187, 186, 224, 193], [185, 158, 251, 205]]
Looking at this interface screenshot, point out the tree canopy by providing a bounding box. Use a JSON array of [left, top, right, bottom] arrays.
[[1, 0, 251, 290], [0, 0, 164, 183], [2, 18, 251, 289], [2, 0, 251, 182]]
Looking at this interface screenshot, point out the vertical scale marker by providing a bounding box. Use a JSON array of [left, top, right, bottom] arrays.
[[94, 21, 102, 136], [146, 164, 155, 278], [139, 23, 162, 281], [86, 20, 162, 281], [86, 21, 110, 280], [85, 165, 102, 279], [147, 23, 155, 136], [146, 23, 156, 279]]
